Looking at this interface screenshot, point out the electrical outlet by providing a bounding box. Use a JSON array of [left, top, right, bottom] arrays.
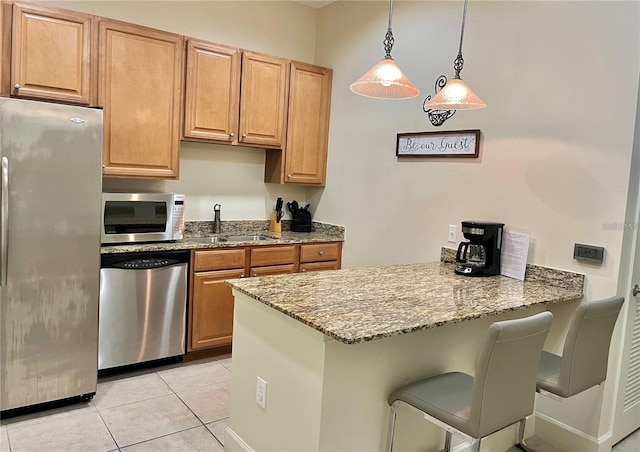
[[256, 376, 267, 409], [448, 225, 458, 243]]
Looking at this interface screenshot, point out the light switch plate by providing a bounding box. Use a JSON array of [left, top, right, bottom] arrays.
[[448, 225, 458, 243]]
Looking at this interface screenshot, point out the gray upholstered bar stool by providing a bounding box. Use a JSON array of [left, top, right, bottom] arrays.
[[386, 311, 553, 452], [515, 296, 624, 449], [536, 296, 624, 397]]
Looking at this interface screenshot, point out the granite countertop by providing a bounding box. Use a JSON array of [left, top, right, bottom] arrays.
[[101, 220, 344, 254], [226, 261, 584, 345]]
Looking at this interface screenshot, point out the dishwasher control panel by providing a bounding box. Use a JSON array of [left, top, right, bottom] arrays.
[[117, 258, 177, 269]]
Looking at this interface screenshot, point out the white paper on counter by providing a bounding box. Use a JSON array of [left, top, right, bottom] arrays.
[[501, 229, 530, 280]]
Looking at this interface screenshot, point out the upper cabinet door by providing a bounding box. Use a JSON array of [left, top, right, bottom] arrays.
[[284, 61, 332, 185], [183, 39, 240, 144], [239, 51, 289, 149], [98, 19, 183, 179], [11, 2, 93, 105]]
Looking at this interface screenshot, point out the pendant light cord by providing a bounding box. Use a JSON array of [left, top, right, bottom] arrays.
[[453, 0, 469, 79]]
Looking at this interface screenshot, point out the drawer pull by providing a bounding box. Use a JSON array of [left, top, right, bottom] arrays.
[[318, 250, 324, 255]]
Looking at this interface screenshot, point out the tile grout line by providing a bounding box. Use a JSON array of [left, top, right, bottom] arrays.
[[94, 400, 121, 451], [155, 369, 226, 448]]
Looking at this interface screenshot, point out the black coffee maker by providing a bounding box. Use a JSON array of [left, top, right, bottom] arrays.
[[455, 221, 505, 277]]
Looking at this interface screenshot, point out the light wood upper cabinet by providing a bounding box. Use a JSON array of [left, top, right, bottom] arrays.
[[10, 2, 94, 105], [239, 51, 289, 149], [183, 39, 240, 143], [98, 19, 183, 179], [1, 2, 9, 97], [265, 61, 332, 186]]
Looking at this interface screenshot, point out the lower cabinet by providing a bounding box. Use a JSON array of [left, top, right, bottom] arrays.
[[188, 241, 342, 353], [300, 242, 342, 272], [189, 248, 247, 351]]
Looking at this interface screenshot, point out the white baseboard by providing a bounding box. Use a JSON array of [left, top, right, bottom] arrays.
[[535, 413, 613, 452], [223, 427, 255, 452]]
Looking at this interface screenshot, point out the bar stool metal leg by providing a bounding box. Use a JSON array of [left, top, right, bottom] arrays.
[[386, 402, 399, 452], [516, 418, 530, 451]]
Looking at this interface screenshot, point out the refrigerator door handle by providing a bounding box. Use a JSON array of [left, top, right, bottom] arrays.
[[1, 156, 7, 287]]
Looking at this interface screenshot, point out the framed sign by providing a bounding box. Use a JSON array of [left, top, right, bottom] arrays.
[[396, 129, 480, 158]]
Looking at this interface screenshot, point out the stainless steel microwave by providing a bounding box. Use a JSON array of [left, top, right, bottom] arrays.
[[101, 193, 185, 244]]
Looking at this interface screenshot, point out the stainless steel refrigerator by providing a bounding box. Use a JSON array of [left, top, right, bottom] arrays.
[[0, 98, 102, 412]]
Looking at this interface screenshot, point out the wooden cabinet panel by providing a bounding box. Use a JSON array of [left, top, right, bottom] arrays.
[[251, 264, 296, 277], [284, 61, 332, 185], [300, 260, 340, 273], [239, 51, 288, 148], [10, 2, 93, 105], [250, 245, 296, 267], [98, 19, 183, 179], [265, 61, 332, 186], [190, 268, 244, 350], [194, 248, 246, 272], [300, 242, 341, 263], [1, 2, 11, 97], [183, 39, 240, 143]]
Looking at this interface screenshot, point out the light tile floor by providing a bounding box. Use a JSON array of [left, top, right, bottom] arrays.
[[0, 355, 231, 452], [1, 353, 639, 451]]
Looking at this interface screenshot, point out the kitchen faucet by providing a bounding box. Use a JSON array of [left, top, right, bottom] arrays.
[[213, 204, 222, 233]]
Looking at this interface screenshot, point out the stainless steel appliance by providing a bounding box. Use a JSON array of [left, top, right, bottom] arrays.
[[455, 221, 505, 276], [99, 250, 188, 370], [0, 98, 102, 412], [101, 192, 185, 244]]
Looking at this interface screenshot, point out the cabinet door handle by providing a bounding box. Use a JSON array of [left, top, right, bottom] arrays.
[[301, 268, 306, 272], [287, 174, 292, 179], [633, 284, 639, 297], [13, 84, 20, 91], [253, 273, 257, 277], [229, 132, 235, 137], [240, 274, 245, 278], [242, 133, 247, 138]]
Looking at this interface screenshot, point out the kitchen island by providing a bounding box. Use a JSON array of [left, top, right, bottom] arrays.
[[225, 260, 584, 452]]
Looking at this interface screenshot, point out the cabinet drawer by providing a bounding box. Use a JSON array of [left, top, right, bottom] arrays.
[[251, 264, 296, 277], [300, 242, 340, 263], [300, 261, 339, 273], [250, 245, 296, 267], [194, 248, 246, 272]]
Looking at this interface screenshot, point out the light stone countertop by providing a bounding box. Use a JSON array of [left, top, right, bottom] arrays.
[[226, 261, 584, 344], [101, 221, 344, 254]]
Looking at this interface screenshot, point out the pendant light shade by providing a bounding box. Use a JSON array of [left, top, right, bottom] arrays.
[[349, 58, 419, 99], [423, 77, 486, 110], [349, 0, 419, 100], [423, 0, 485, 111]]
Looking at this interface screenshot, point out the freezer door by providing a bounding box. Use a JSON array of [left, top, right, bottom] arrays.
[[0, 98, 103, 411]]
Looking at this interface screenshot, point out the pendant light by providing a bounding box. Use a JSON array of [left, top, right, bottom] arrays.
[[423, 0, 486, 110], [349, 0, 419, 100]]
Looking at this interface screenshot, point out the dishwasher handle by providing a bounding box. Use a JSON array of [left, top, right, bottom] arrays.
[[108, 257, 182, 270]]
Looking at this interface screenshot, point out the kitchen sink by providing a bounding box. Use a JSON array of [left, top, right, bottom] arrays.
[[189, 236, 228, 243], [225, 235, 270, 242]]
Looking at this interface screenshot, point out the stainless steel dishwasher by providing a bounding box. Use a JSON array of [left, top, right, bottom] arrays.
[[99, 250, 189, 370]]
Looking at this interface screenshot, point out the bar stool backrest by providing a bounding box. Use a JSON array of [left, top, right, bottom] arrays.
[[470, 311, 553, 438], [556, 296, 624, 397]]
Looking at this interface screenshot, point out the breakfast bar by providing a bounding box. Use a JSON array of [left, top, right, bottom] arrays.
[[225, 260, 584, 451]]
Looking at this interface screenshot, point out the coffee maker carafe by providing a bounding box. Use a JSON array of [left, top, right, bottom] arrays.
[[455, 221, 504, 277]]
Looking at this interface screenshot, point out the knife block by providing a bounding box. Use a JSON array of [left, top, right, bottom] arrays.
[[269, 210, 281, 236]]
